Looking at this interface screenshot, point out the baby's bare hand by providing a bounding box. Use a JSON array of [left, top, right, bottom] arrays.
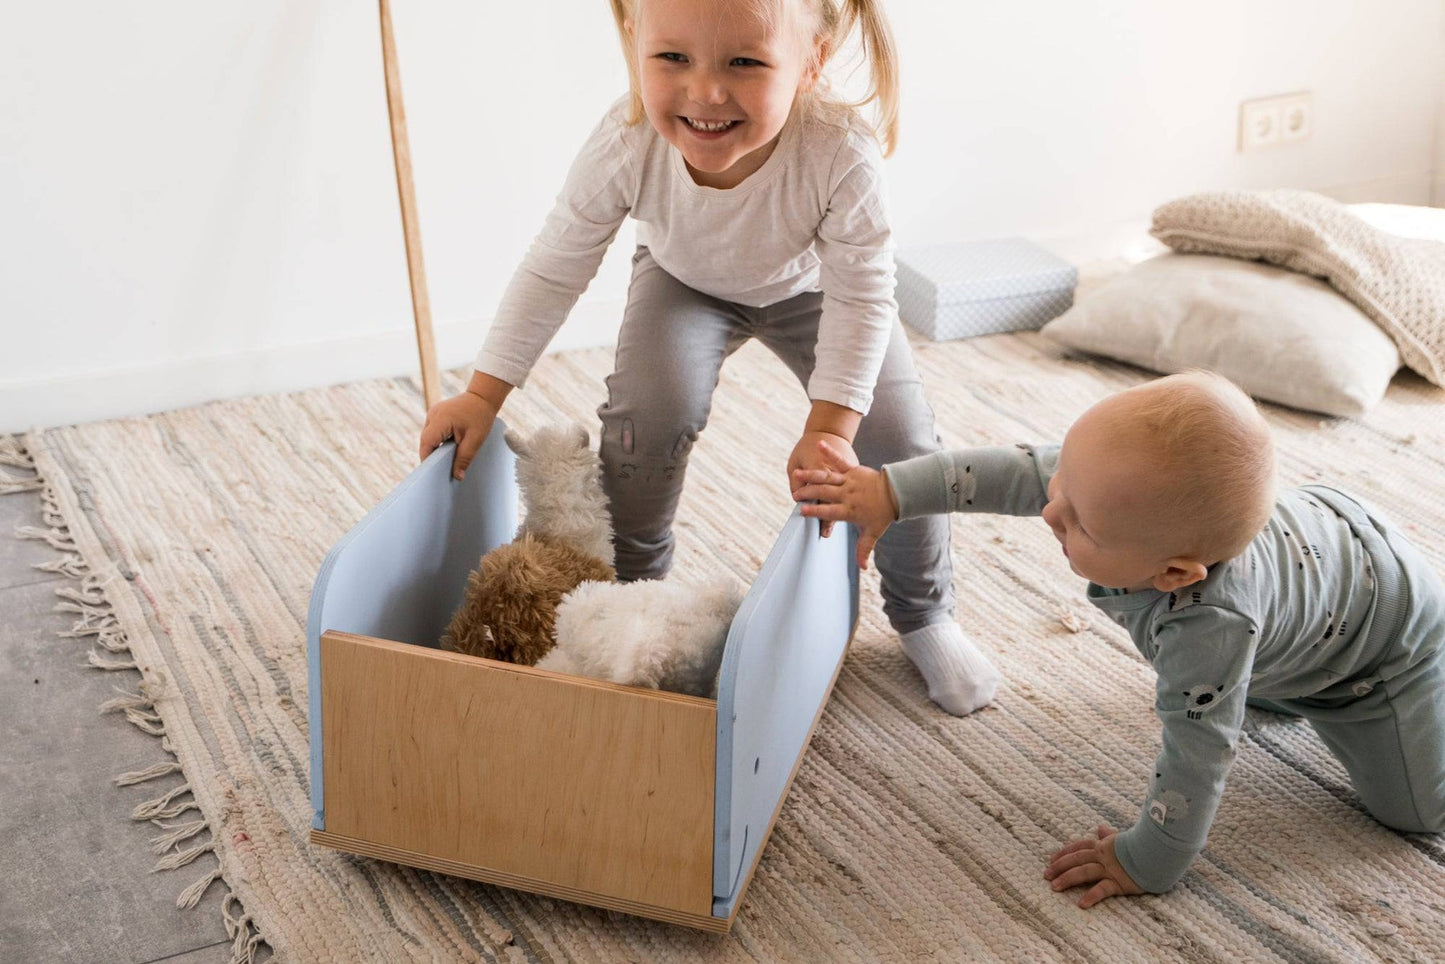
[[1043, 825, 1143, 909], [787, 433, 857, 539], [790, 467, 846, 488], [792, 440, 895, 570]]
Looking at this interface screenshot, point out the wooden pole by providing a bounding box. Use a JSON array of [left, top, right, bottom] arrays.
[[378, 0, 442, 411]]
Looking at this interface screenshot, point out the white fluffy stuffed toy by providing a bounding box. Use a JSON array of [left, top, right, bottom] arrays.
[[448, 422, 744, 697], [442, 424, 615, 666], [539, 577, 744, 699], [508, 424, 614, 566]]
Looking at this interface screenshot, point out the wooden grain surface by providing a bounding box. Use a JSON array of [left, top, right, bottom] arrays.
[[319, 632, 718, 916]]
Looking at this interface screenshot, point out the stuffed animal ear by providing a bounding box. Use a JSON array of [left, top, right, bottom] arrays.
[[503, 428, 527, 457], [570, 423, 590, 449]]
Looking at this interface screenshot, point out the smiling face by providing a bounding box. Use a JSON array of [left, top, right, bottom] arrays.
[[1040, 405, 1206, 593], [629, 0, 819, 189]]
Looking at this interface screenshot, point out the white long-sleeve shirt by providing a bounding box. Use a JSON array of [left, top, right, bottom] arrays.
[[475, 96, 899, 414]]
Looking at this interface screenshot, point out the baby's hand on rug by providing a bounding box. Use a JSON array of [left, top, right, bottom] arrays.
[[1044, 825, 1143, 909], [791, 440, 896, 569]]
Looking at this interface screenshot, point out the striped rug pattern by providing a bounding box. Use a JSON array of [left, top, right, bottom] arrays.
[[14, 330, 1445, 962]]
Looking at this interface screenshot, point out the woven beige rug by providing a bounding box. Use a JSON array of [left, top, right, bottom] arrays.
[[10, 331, 1445, 962]]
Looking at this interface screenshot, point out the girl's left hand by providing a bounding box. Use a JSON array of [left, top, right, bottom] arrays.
[[1044, 825, 1144, 908], [787, 431, 858, 537]]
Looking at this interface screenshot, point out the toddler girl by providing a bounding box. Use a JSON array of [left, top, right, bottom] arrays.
[[418, 0, 999, 714]]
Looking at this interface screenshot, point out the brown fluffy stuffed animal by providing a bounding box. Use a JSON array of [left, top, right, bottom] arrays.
[[441, 424, 616, 664]]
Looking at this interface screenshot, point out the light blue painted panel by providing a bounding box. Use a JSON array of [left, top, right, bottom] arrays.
[[306, 431, 517, 830], [712, 509, 858, 916]]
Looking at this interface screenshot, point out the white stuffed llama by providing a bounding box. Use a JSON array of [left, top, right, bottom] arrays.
[[442, 424, 616, 665], [444, 423, 742, 696]]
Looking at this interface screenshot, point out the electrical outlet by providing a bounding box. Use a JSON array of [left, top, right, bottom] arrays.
[[1279, 93, 1313, 142], [1239, 92, 1312, 151], [1239, 99, 1281, 150]]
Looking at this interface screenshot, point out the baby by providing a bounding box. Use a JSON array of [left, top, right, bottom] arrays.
[[791, 371, 1445, 907]]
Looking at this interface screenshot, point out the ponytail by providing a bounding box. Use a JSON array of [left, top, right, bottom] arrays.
[[820, 0, 895, 156], [608, 0, 647, 126]]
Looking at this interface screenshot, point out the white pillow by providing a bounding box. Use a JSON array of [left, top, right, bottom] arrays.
[[1041, 253, 1400, 417], [1350, 202, 1445, 242], [1149, 191, 1445, 386]]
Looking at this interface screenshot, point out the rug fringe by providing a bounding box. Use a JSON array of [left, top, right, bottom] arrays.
[[15, 523, 78, 552], [154, 840, 216, 872], [88, 651, 139, 672], [34, 554, 89, 578], [178, 867, 223, 910], [0, 472, 43, 495], [0, 436, 34, 468], [100, 676, 172, 735], [117, 761, 185, 786], [55, 600, 119, 638], [223, 894, 265, 964], [150, 818, 208, 853], [92, 629, 132, 653], [0, 442, 41, 494], [5, 436, 268, 958], [58, 576, 107, 606], [131, 783, 196, 821], [101, 690, 168, 736]]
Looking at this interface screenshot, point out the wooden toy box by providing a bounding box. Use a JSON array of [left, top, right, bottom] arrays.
[[306, 428, 858, 931]]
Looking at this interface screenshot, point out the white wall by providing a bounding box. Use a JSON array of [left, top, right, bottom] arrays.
[[3, 0, 1443, 432], [1436, 42, 1445, 205]]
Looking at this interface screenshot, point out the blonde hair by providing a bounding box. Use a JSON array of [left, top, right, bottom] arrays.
[[1099, 371, 1278, 565], [608, 0, 901, 156]]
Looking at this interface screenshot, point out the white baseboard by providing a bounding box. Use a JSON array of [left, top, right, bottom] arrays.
[[0, 300, 625, 434]]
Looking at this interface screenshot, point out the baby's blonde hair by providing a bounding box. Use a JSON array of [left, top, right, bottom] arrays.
[[1098, 371, 1277, 565], [608, 0, 900, 156]]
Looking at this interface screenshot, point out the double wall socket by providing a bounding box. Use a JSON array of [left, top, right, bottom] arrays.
[[1239, 92, 1313, 151]]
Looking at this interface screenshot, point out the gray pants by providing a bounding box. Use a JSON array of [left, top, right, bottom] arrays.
[[597, 247, 954, 634], [1249, 502, 1445, 834]]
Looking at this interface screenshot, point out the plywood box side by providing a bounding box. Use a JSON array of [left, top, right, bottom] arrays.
[[319, 632, 717, 915], [310, 829, 733, 931]]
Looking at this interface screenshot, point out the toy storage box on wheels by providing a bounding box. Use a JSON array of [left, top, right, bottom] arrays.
[[306, 426, 859, 931]]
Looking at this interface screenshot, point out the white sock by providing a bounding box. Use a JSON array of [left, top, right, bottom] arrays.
[[899, 622, 1000, 716]]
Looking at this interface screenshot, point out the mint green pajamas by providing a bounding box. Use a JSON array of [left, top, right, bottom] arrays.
[[884, 443, 1445, 892]]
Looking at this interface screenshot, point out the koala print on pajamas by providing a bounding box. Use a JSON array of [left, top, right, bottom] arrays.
[[948, 462, 977, 507], [1147, 789, 1192, 826], [1181, 683, 1225, 720]]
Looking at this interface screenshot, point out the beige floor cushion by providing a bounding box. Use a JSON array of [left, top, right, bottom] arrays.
[[1042, 253, 1400, 416], [1149, 190, 1445, 385]]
